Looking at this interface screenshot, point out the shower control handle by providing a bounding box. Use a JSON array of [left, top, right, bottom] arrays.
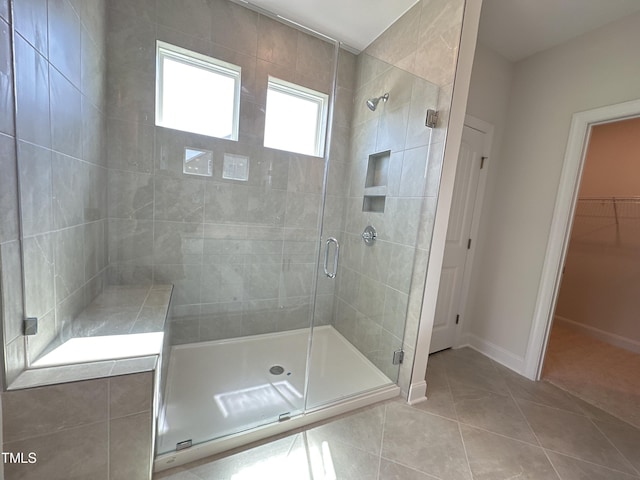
[[362, 225, 377, 246], [323, 237, 340, 279]]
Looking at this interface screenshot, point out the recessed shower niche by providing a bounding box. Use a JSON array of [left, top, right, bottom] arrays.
[[363, 150, 390, 212]]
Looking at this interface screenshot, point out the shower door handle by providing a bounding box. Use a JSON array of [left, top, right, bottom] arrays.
[[323, 237, 340, 279]]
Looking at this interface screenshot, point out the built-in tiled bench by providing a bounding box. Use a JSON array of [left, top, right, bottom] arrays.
[[3, 284, 173, 480], [10, 284, 172, 389]]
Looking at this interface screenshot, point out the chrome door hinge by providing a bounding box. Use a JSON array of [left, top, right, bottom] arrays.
[[24, 317, 38, 336], [392, 349, 404, 365], [176, 439, 192, 451], [425, 109, 439, 128]]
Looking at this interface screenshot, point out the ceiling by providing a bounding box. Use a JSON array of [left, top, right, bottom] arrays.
[[239, 0, 640, 61], [238, 0, 418, 52], [478, 0, 640, 62]]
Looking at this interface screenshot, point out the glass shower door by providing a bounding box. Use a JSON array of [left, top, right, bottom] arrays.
[[305, 47, 441, 410]]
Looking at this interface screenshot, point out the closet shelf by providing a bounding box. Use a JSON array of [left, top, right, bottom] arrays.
[[575, 196, 640, 223]]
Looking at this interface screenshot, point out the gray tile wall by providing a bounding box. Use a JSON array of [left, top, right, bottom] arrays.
[[2, 372, 155, 480], [104, 0, 347, 345], [1, 0, 26, 388], [9, 0, 109, 371], [333, 52, 440, 382], [332, 0, 465, 392]]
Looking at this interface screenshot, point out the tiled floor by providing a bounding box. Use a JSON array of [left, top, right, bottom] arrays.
[[155, 347, 640, 479], [543, 321, 640, 428]]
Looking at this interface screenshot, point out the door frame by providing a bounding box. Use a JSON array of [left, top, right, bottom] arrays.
[[524, 98, 640, 380], [449, 115, 494, 348]]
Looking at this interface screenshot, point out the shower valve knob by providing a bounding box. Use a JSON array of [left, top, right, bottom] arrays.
[[362, 225, 377, 245]]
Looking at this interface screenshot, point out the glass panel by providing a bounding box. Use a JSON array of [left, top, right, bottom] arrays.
[[305, 47, 442, 410], [10, 0, 464, 463]]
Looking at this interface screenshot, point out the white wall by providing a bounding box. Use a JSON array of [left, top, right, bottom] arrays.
[[460, 44, 516, 364], [463, 11, 640, 373]]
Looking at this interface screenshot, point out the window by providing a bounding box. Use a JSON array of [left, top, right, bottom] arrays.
[[156, 41, 241, 140], [264, 77, 328, 157]]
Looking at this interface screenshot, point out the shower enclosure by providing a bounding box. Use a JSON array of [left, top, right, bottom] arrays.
[[2, 0, 465, 470]]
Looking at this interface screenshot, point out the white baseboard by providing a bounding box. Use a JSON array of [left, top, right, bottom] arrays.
[[461, 333, 526, 376], [554, 316, 640, 354], [407, 380, 428, 405]]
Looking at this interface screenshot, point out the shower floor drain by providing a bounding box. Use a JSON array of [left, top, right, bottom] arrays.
[[269, 365, 284, 375]]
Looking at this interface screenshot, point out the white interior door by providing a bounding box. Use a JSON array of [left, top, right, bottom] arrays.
[[430, 125, 486, 353]]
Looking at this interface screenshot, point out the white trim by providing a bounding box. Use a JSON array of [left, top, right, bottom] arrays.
[[264, 76, 329, 158], [453, 115, 494, 347], [155, 40, 242, 141], [154, 384, 399, 472], [410, 0, 483, 400], [554, 316, 640, 354], [524, 98, 640, 380], [407, 380, 428, 405], [461, 333, 526, 373]]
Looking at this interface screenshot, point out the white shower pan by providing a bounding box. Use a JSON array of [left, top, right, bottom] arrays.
[[155, 325, 399, 471]]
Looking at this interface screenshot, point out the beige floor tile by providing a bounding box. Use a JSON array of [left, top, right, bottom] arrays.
[[306, 403, 385, 456], [594, 419, 640, 475], [461, 424, 559, 480], [186, 434, 311, 480], [517, 399, 636, 474], [381, 402, 471, 480], [306, 433, 380, 479], [153, 347, 640, 480], [414, 369, 457, 420], [378, 459, 441, 480], [504, 371, 584, 415], [154, 469, 201, 480], [569, 393, 632, 425], [452, 385, 538, 444], [546, 451, 640, 480], [446, 357, 509, 397], [543, 323, 640, 428]]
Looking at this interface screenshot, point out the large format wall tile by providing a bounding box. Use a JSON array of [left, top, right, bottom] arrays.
[[48, 0, 81, 87], [22, 233, 56, 319], [4, 422, 109, 480], [0, 133, 19, 243], [3, 378, 108, 442], [4, 0, 109, 400], [0, 17, 14, 135], [17, 141, 53, 237], [15, 34, 51, 147], [49, 65, 82, 158], [110, 412, 153, 480], [0, 241, 24, 343], [2, 372, 155, 480], [13, 0, 49, 56]]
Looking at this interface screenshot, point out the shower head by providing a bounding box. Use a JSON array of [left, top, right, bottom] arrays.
[[366, 93, 389, 111]]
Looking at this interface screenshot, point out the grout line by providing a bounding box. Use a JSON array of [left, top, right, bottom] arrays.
[[456, 420, 474, 480], [301, 431, 316, 480], [375, 402, 387, 479], [542, 445, 640, 478], [507, 384, 563, 479], [589, 417, 640, 477], [377, 454, 445, 480], [454, 419, 542, 449], [444, 357, 476, 480]]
